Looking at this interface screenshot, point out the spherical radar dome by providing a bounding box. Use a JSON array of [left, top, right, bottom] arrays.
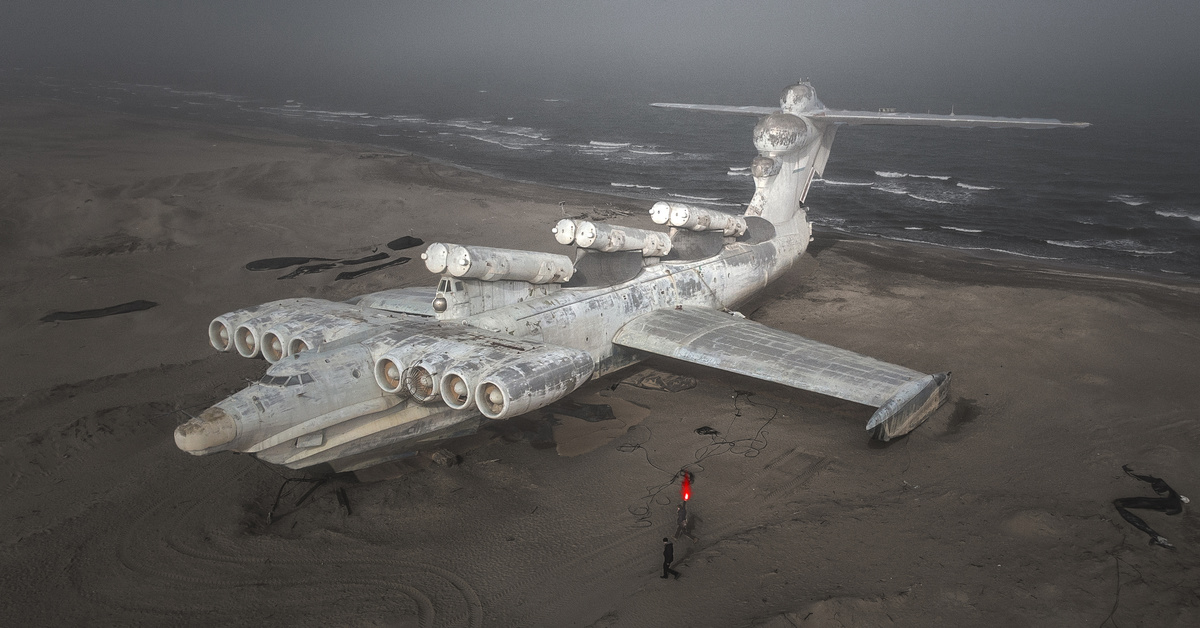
[[753, 113, 810, 154], [780, 83, 820, 114]]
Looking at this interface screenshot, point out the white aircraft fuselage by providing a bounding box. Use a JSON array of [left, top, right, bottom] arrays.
[[175, 83, 1085, 472]]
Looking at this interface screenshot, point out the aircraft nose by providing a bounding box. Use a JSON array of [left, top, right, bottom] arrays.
[[175, 406, 238, 453]]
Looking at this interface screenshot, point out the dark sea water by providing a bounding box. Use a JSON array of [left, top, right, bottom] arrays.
[[7, 70, 1199, 279]]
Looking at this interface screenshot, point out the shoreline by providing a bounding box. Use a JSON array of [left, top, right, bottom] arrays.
[[9, 92, 1196, 287]]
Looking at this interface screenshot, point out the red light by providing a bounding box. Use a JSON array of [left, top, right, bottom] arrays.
[[681, 472, 691, 501]]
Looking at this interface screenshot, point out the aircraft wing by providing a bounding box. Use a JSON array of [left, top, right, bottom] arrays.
[[651, 102, 778, 116], [815, 109, 1089, 129], [613, 307, 950, 438]]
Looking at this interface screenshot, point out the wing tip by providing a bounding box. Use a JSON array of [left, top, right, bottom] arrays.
[[867, 371, 952, 440]]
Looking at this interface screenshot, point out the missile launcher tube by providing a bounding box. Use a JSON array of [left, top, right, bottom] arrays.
[[446, 245, 574, 283], [422, 242, 451, 274], [573, 221, 672, 257], [552, 219, 583, 246], [650, 201, 747, 236]]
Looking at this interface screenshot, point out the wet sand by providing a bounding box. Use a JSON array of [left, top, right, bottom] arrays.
[[2, 101, 1199, 627]]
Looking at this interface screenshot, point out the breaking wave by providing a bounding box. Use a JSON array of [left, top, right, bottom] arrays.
[[461, 135, 526, 150], [302, 109, 370, 117], [1110, 194, 1149, 206], [668, 193, 723, 202], [494, 128, 549, 140], [815, 178, 872, 186], [908, 194, 953, 205], [1047, 239, 1174, 255], [876, 171, 951, 180], [610, 182, 663, 190], [941, 226, 982, 233], [873, 234, 1065, 260], [957, 182, 998, 191], [440, 120, 493, 132], [1155, 209, 1200, 222]]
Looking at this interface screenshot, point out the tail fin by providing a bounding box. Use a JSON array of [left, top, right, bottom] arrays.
[[652, 82, 1088, 225]]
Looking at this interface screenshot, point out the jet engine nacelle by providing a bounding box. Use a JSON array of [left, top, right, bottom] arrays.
[[650, 202, 748, 236], [372, 334, 488, 402], [371, 331, 463, 396], [260, 306, 364, 363], [374, 347, 415, 395], [209, 298, 324, 358], [209, 301, 293, 353], [475, 347, 595, 420]]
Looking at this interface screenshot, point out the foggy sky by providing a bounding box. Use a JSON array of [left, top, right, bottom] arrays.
[[5, 1, 1198, 104]]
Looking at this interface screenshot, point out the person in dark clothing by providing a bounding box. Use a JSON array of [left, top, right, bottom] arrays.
[[661, 538, 680, 579], [1113, 464, 1189, 549], [674, 502, 698, 542]]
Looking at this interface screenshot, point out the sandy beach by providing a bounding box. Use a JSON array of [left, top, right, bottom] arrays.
[[2, 101, 1198, 627]]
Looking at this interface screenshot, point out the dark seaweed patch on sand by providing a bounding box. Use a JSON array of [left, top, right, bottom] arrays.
[[335, 257, 410, 281], [41, 300, 158, 322], [386, 236, 423, 251], [245, 257, 336, 271]]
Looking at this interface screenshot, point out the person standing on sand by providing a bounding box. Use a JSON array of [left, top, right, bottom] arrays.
[[662, 538, 681, 579], [674, 502, 698, 542]]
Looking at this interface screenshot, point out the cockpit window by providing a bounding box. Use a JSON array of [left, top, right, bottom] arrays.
[[259, 373, 312, 386], [438, 279, 449, 292], [454, 281, 465, 292]]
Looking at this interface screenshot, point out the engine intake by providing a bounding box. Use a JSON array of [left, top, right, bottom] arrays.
[[373, 350, 412, 396], [440, 368, 474, 409]]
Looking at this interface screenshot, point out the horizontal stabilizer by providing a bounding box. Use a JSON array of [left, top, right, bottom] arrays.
[[815, 110, 1089, 129], [652, 102, 1088, 129], [613, 307, 948, 438], [651, 102, 777, 116]]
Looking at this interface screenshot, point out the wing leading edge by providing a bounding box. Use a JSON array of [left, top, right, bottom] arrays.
[[612, 307, 950, 440]]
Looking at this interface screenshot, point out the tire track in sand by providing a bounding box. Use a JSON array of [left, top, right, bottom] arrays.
[[80, 457, 481, 627]]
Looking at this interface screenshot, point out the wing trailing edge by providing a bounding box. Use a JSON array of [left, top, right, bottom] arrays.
[[612, 307, 950, 440]]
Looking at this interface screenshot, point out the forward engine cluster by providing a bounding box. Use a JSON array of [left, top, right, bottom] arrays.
[[371, 331, 593, 420]]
